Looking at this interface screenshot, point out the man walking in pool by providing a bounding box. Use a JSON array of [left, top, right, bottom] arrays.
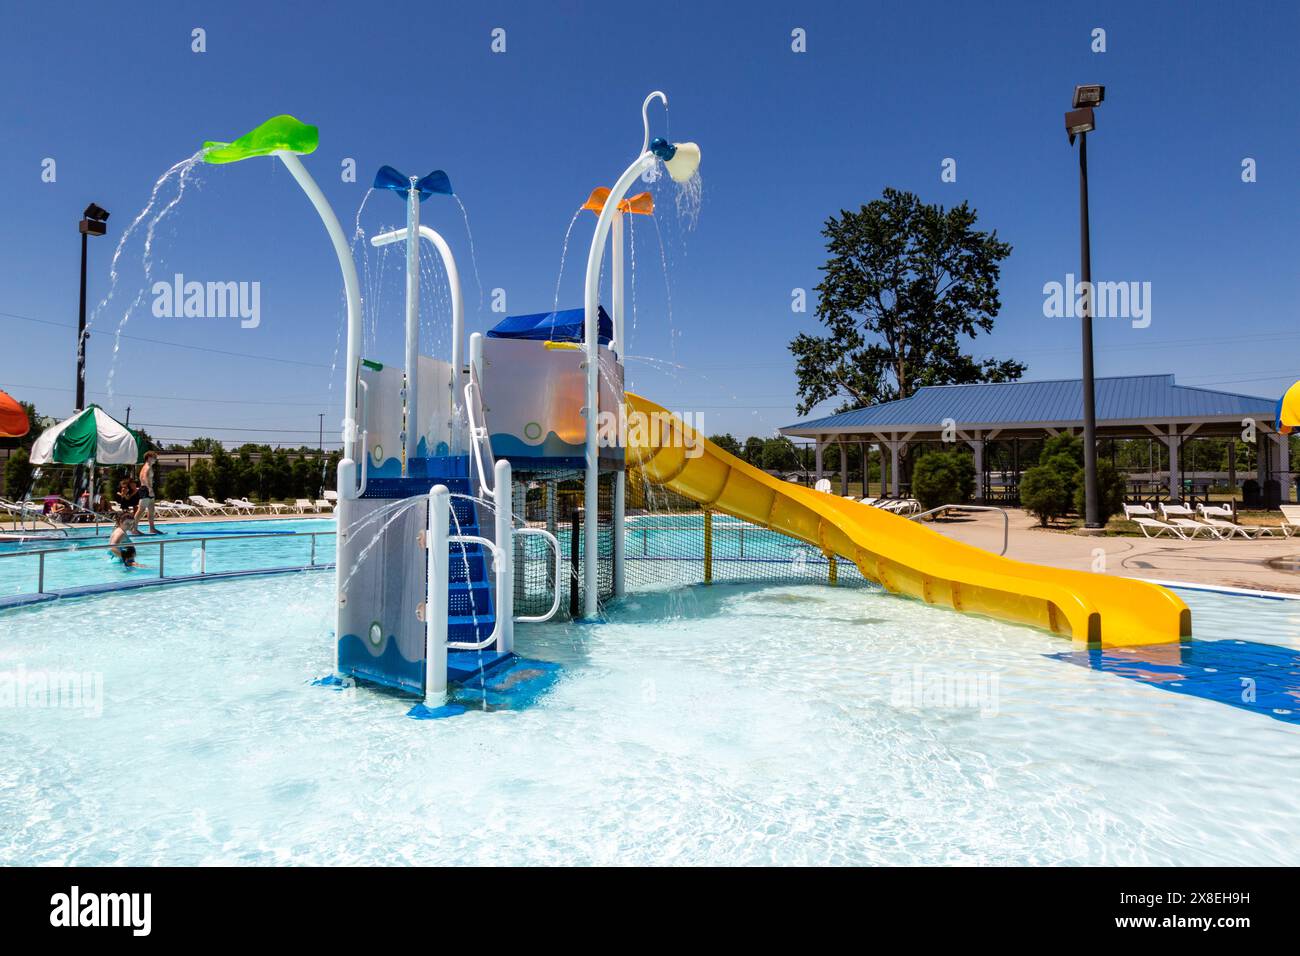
[[136, 451, 163, 535]]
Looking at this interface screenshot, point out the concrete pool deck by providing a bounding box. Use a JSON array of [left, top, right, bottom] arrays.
[[928, 508, 1300, 595]]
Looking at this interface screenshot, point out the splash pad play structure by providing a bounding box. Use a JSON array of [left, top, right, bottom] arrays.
[[202, 93, 1190, 717]]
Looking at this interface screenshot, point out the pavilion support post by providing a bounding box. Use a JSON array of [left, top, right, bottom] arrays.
[[814, 440, 824, 483], [1165, 427, 1180, 502], [964, 431, 984, 504], [861, 441, 869, 497], [889, 440, 901, 497], [1227, 440, 1237, 502], [839, 441, 848, 496]]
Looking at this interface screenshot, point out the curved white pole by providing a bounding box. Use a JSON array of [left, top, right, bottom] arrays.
[[275, 151, 363, 493], [274, 150, 362, 680], [371, 224, 464, 431], [640, 91, 667, 156], [581, 151, 656, 617], [419, 225, 465, 422]]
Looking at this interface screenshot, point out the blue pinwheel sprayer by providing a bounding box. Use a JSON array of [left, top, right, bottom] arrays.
[[201, 93, 702, 717]]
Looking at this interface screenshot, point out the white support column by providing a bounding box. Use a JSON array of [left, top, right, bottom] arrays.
[[966, 431, 984, 503], [611, 209, 626, 597], [890, 440, 901, 497], [424, 484, 449, 706], [839, 441, 848, 495], [814, 440, 825, 482], [494, 458, 513, 654]]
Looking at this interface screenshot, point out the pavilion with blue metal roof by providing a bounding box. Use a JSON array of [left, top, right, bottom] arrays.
[[780, 374, 1287, 504]]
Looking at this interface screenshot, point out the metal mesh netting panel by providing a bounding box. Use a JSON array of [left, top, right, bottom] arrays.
[[622, 468, 873, 594], [512, 467, 615, 619], [510, 466, 873, 620]]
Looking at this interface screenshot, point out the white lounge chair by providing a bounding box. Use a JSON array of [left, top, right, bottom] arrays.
[[225, 498, 258, 514], [189, 495, 230, 515], [293, 499, 315, 514], [265, 501, 289, 514], [1159, 502, 1196, 520], [313, 499, 332, 512], [323, 490, 338, 505], [171, 500, 201, 515], [1196, 502, 1235, 521], [1167, 518, 1217, 538], [1133, 517, 1186, 539], [1122, 503, 1156, 520], [1198, 517, 1264, 540], [814, 479, 832, 494], [1279, 504, 1300, 537]]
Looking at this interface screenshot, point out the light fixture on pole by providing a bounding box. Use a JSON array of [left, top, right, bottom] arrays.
[[76, 202, 110, 412], [1065, 84, 1104, 528]]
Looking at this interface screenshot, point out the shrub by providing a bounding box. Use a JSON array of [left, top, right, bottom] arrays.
[[911, 450, 975, 511], [1020, 463, 1072, 526], [1073, 460, 1126, 525]]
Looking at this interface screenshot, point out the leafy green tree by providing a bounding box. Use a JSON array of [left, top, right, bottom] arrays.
[[742, 437, 765, 466], [189, 437, 223, 453], [911, 449, 975, 510], [4, 448, 33, 497], [709, 434, 742, 458], [162, 467, 192, 501], [1041, 432, 1083, 467], [189, 459, 214, 498], [790, 188, 1024, 414], [209, 446, 235, 501], [761, 437, 800, 472]]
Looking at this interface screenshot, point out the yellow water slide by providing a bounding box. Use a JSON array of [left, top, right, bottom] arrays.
[[625, 393, 1190, 648]]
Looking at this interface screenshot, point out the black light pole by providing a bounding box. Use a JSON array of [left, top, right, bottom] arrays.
[[1066, 86, 1104, 528], [76, 203, 111, 411]]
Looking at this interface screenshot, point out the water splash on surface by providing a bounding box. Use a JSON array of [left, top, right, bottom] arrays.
[[452, 197, 484, 321], [551, 205, 584, 324], [86, 151, 206, 400]]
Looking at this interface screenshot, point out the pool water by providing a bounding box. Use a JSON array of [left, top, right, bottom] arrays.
[[0, 518, 335, 596], [2, 571, 1298, 865]]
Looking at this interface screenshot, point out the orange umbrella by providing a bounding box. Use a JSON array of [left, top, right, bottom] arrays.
[[0, 388, 28, 439]]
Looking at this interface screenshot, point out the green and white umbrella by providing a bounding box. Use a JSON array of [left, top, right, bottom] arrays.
[[29, 405, 143, 466]]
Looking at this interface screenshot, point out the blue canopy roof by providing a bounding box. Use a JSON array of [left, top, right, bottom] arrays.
[[782, 374, 1276, 436], [487, 306, 612, 345]]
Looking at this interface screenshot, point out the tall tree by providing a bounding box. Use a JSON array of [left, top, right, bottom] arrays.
[[790, 188, 1025, 415]]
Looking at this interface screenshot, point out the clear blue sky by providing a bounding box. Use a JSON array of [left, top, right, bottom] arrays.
[[1, 0, 1296, 447]]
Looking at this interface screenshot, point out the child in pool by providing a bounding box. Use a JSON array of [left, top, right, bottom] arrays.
[[108, 512, 144, 568]]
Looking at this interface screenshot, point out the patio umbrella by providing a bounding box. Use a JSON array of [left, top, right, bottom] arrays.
[[1277, 381, 1300, 435], [0, 388, 28, 438], [28, 405, 143, 466]]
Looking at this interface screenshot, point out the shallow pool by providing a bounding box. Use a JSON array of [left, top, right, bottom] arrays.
[[1, 571, 1297, 865], [0, 518, 334, 596]]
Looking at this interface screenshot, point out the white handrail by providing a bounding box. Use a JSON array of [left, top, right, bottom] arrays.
[[464, 380, 492, 496], [445, 532, 507, 650], [355, 379, 370, 497], [514, 527, 562, 623]]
